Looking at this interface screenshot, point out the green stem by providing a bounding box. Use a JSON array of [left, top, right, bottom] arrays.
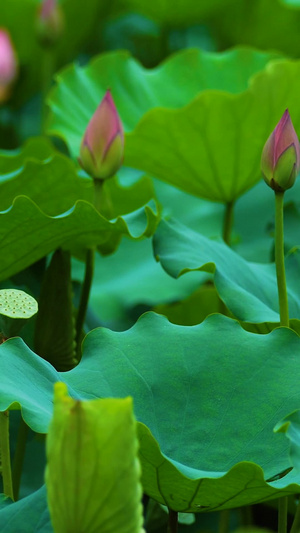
[[275, 191, 289, 327], [0, 411, 14, 500], [218, 509, 230, 533], [278, 496, 288, 533], [240, 505, 252, 526], [12, 417, 29, 501], [93, 178, 113, 219], [291, 499, 300, 533], [75, 247, 95, 358], [167, 509, 178, 533], [223, 201, 234, 246]]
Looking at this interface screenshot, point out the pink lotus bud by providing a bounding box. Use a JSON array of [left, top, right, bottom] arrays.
[[36, 0, 64, 47], [79, 90, 124, 180], [261, 109, 300, 192], [0, 29, 18, 103]]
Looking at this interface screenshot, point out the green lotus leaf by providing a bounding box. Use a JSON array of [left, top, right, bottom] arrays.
[[125, 59, 300, 202], [275, 410, 300, 472], [2, 314, 300, 511], [47, 47, 278, 159], [153, 218, 300, 324], [0, 138, 54, 172], [0, 485, 52, 532], [72, 239, 206, 330], [0, 138, 156, 218], [0, 196, 158, 281]]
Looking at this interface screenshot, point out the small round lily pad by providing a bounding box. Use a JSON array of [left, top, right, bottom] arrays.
[[0, 289, 38, 337]]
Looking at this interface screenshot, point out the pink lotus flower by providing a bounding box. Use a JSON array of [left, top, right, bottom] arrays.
[[36, 0, 64, 46], [79, 90, 124, 180], [0, 29, 18, 103], [261, 109, 300, 192]]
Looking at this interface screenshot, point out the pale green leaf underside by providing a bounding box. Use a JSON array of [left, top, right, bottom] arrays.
[[125, 60, 300, 202], [1, 313, 300, 511], [47, 47, 277, 156], [46, 394, 143, 533]]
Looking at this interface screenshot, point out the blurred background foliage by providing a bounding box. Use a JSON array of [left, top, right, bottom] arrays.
[[2, 1, 300, 531], [2, 0, 300, 137]]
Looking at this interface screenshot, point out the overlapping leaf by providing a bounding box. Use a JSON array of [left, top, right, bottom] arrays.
[[153, 218, 300, 324], [0, 139, 159, 276], [125, 60, 300, 202], [0, 486, 52, 532], [47, 47, 277, 158], [0, 138, 155, 217], [1, 313, 300, 511], [0, 196, 158, 281]]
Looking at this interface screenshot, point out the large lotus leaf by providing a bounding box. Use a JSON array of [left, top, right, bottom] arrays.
[[0, 0, 105, 104], [0, 486, 52, 532], [2, 314, 300, 511], [0, 196, 158, 281], [124, 59, 300, 202], [153, 218, 300, 324], [47, 47, 278, 158]]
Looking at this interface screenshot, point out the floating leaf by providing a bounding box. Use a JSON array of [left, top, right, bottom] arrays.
[[2, 314, 300, 511], [47, 47, 278, 158]]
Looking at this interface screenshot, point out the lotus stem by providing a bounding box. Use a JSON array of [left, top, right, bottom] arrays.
[[218, 509, 230, 533], [278, 496, 288, 533], [93, 178, 113, 219], [12, 417, 29, 500], [223, 200, 234, 246], [167, 509, 178, 533], [75, 247, 95, 359], [274, 191, 289, 327], [290, 499, 300, 533], [0, 410, 14, 500]]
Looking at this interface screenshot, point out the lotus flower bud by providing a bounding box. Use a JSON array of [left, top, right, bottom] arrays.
[[0, 29, 18, 103], [261, 109, 300, 192], [79, 90, 124, 180], [36, 0, 64, 47]]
